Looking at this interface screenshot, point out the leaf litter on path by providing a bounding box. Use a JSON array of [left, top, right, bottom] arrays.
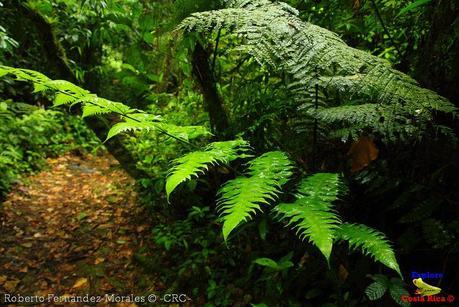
[[0, 153, 161, 305]]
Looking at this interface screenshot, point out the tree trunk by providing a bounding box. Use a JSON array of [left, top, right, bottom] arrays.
[[14, 3, 149, 180], [16, 4, 76, 83], [414, 0, 459, 104], [192, 42, 232, 139]]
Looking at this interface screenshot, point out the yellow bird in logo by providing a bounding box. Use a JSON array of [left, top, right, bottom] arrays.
[[413, 278, 441, 296]]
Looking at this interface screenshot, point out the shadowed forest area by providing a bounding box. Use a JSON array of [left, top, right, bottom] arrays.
[[0, 0, 458, 306]]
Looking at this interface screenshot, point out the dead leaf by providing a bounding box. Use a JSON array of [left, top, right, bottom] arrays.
[[338, 264, 349, 282], [347, 136, 379, 172], [353, 0, 361, 11], [95, 257, 105, 265], [0, 275, 7, 285], [72, 277, 88, 289], [4, 279, 20, 292]]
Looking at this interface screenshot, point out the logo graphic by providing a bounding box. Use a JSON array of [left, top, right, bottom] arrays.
[[413, 278, 442, 296], [401, 272, 455, 303]]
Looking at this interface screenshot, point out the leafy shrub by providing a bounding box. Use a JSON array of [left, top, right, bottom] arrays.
[[0, 100, 101, 199]]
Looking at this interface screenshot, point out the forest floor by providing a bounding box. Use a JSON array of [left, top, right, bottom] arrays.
[[0, 152, 162, 305]]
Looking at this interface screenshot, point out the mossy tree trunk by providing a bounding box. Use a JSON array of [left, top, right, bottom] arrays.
[[11, 2, 149, 180]]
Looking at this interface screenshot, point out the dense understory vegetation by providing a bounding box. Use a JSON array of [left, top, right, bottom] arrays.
[[1, 0, 458, 306], [0, 100, 100, 201]]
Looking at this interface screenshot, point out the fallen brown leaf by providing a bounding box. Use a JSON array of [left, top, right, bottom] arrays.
[[72, 277, 88, 289], [4, 279, 20, 292]]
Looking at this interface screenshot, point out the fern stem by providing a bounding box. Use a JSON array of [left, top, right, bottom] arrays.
[[211, 28, 222, 76], [312, 76, 319, 171], [369, 0, 401, 57]]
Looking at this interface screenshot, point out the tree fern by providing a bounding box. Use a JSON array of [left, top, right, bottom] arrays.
[[166, 139, 251, 200], [179, 0, 457, 142], [217, 151, 293, 240], [274, 173, 342, 262], [335, 223, 402, 277]]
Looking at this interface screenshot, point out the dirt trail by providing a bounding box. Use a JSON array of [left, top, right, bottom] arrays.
[[0, 153, 160, 305]]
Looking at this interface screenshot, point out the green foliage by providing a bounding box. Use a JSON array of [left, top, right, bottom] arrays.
[[365, 274, 409, 306], [168, 148, 401, 274], [365, 281, 387, 301], [217, 151, 293, 240], [3, 1, 453, 303], [148, 205, 241, 305], [0, 101, 100, 198], [0, 65, 210, 143], [251, 253, 295, 299], [166, 139, 250, 200], [275, 173, 342, 262], [335, 223, 401, 277], [0, 25, 18, 57], [179, 0, 457, 143], [253, 255, 293, 272], [397, 0, 432, 17]]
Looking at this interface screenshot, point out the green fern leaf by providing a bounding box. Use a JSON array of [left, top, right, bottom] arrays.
[[47, 79, 88, 96], [106, 120, 157, 141], [166, 139, 250, 200], [218, 176, 280, 241], [156, 123, 212, 141], [54, 92, 78, 106], [365, 281, 387, 301], [274, 173, 342, 262], [82, 105, 112, 118], [0, 67, 9, 77], [33, 82, 49, 93], [335, 223, 402, 277], [247, 151, 294, 185], [388, 284, 410, 306], [179, 0, 457, 143], [0, 65, 211, 146], [217, 151, 293, 241]]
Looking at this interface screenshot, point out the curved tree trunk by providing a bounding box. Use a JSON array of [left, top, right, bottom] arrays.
[[192, 42, 232, 139]]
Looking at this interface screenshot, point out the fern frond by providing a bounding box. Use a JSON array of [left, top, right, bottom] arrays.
[[82, 105, 113, 118], [179, 0, 457, 142], [218, 176, 280, 241], [217, 151, 293, 240], [156, 123, 212, 141], [54, 92, 78, 106], [296, 172, 343, 202], [106, 119, 157, 140], [0, 65, 211, 144], [335, 223, 401, 277], [246, 150, 294, 185], [166, 139, 250, 200], [274, 173, 342, 262]]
